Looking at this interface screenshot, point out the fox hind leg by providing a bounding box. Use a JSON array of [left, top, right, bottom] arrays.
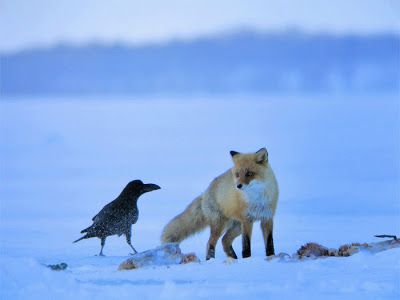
[[206, 221, 225, 260], [222, 221, 241, 259]]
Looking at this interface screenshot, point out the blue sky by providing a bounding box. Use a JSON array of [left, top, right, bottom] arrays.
[[1, 0, 399, 52]]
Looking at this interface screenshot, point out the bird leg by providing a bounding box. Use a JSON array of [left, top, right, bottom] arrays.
[[125, 231, 138, 255], [98, 237, 106, 256]]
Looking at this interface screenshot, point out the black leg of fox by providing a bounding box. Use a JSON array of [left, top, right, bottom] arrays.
[[242, 235, 251, 258], [99, 237, 106, 256], [261, 220, 275, 256], [206, 244, 215, 260], [125, 230, 138, 254], [267, 231, 274, 256], [241, 221, 253, 258]]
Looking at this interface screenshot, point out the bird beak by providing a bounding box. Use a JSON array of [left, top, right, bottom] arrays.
[[143, 183, 161, 193]]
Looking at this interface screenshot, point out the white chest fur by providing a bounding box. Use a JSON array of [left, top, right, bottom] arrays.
[[241, 180, 273, 221]]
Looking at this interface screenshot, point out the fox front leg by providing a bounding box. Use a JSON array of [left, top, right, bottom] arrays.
[[261, 219, 275, 256], [241, 221, 253, 258]]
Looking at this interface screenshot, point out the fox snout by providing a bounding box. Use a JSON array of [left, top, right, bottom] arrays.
[[233, 171, 254, 189]]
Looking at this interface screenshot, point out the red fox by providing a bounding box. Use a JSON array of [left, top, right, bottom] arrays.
[[161, 148, 279, 259]]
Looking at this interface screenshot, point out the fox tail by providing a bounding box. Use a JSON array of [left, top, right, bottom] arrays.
[[161, 195, 207, 243]]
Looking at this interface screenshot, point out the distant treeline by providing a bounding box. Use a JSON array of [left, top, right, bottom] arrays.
[[1, 31, 399, 96]]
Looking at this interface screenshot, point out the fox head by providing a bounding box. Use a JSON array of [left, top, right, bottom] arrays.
[[230, 148, 268, 190]]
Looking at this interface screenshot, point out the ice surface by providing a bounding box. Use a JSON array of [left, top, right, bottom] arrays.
[[1, 95, 399, 299]]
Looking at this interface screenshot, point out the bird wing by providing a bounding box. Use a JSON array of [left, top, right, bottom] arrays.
[[92, 199, 118, 222], [88, 199, 130, 235]]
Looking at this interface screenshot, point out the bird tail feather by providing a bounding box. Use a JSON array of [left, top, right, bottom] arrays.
[[80, 226, 92, 234], [73, 235, 88, 243]]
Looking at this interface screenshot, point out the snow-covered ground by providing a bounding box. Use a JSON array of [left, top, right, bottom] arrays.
[[1, 95, 399, 299]]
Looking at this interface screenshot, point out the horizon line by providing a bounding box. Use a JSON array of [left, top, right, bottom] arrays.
[[1, 27, 399, 56]]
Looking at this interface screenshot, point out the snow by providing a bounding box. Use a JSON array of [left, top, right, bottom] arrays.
[[1, 95, 399, 299], [1, 248, 399, 299]]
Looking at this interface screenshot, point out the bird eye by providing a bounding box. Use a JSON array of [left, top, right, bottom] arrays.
[[245, 171, 254, 177]]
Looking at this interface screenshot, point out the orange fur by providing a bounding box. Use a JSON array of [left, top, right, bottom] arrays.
[[161, 148, 279, 259]]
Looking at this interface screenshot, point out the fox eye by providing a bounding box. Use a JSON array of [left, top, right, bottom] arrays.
[[235, 172, 240, 178], [245, 171, 254, 177]]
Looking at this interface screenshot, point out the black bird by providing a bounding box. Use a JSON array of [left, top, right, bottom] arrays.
[[73, 180, 160, 256]]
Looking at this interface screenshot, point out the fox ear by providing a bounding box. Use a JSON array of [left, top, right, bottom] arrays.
[[230, 150, 240, 157], [256, 148, 268, 164]]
